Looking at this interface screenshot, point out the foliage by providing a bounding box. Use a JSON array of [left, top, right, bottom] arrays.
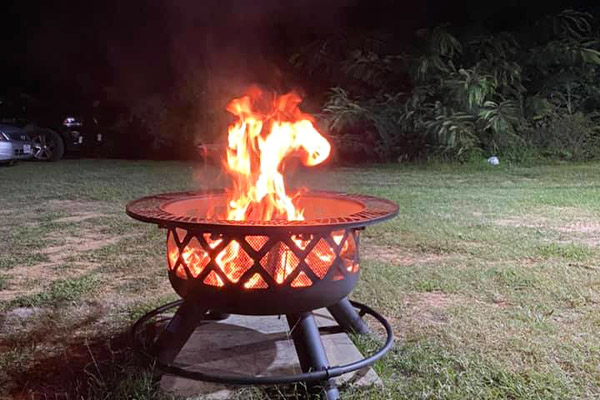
[[100, 62, 236, 160], [527, 112, 600, 160], [292, 9, 600, 161], [322, 88, 406, 160]]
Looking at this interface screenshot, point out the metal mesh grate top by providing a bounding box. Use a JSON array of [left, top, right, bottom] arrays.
[[126, 190, 398, 234]]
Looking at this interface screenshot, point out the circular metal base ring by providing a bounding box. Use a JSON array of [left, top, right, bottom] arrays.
[[131, 300, 394, 385]]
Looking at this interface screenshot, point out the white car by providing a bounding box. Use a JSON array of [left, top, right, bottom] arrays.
[[0, 124, 32, 165]]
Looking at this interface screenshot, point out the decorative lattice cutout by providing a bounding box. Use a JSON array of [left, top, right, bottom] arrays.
[[341, 233, 358, 273], [204, 270, 224, 287], [332, 268, 345, 281], [331, 230, 345, 245], [175, 227, 188, 243], [182, 237, 210, 278], [245, 235, 269, 252], [305, 238, 335, 278], [218, 240, 253, 283], [167, 231, 178, 270], [175, 264, 187, 279], [291, 234, 312, 251], [243, 273, 269, 289], [260, 242, 300, 284], [290, 271, 312, 287], [204, 233, 223, 249], [166, 228, 359, 288]]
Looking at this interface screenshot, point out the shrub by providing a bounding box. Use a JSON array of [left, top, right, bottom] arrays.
[[292, 9, 600, 162], [528, 112, 600, 160]]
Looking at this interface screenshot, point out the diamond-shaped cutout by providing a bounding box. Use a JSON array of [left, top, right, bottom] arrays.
[[343, 258, 353, 271], [167, 231, 178, 270], [290, 271, 312, 287], [204, 233, 223, 249], [181, 237, 210, 278], [340, 233, 357, 270], [243, 273, 269, 289], [260, 242, 300, 284], [245, 235, 269, 252], [291, 235, 312, 251], [174, 264, 187, 279], [216, 240, 253, 283], [175, 228, 188, 243], [203, 270, 224, 287], [332, 268, 345, 281], [331, 230, 345, 245], [305, 238, 335, 279], [341, 233, 356, 256]]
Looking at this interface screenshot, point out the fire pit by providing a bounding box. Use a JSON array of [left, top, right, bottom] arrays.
[[127, 88, 398, 399]]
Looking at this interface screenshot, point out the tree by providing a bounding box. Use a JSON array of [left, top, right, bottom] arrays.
[[292, 9, 600, 162]]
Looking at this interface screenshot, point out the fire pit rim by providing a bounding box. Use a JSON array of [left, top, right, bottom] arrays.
[[126, 190, 398, 233]]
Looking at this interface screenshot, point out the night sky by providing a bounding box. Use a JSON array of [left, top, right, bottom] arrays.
[[0, 0, 597, 105]]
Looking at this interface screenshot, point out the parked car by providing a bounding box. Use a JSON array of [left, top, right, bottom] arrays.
[[0, 124, 33, 165], [0, 94, 104, 161]]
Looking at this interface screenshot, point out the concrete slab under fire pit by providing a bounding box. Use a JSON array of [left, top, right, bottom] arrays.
[[159, 309, 382, 399]]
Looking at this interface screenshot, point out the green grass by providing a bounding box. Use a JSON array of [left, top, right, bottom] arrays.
[[0, 275, 8, 291], [9, 274, 102, 308], [0, 159, 599, 399]]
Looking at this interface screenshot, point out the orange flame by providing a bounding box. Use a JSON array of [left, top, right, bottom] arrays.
[[169, 88, 349, 289], [224, 88, 331, 221]]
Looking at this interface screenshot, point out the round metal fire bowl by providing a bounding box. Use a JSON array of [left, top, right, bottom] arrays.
[[125, 190, 399, 235], [126, 190, 398, 315], [131, 299, 394, 386]]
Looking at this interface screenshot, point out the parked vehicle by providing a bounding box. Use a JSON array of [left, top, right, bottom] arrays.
[[0, 94, 104, 161], [0, 124, 33, 165]]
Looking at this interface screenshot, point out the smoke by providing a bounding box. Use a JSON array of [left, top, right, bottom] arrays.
[[160, 0, 355, 144], [97, 0, 354, 151]]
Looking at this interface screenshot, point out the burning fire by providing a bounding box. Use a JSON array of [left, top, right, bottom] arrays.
[[224, 87, 331, 221], [168, 88, 357, 288]]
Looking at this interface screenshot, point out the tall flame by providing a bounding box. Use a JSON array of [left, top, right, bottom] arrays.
[[224, 88, 331, 221], [168, 89, 339, 289]]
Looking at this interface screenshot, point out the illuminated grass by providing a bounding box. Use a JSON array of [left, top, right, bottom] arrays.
[[0, 159, 599, 399]]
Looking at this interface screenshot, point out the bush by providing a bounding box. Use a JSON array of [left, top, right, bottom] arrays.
[[528, 113, 600, 160], [292, 9, 600, 162]]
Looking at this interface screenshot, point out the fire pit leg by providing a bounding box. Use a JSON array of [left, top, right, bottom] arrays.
[[204, 310, 230, 321], [154, 301, 207, 365], [327, 297, 370, 334], [286, 313, 340, 400]]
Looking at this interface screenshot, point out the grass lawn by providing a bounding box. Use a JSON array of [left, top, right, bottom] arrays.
[[0, 159, 599, 399]]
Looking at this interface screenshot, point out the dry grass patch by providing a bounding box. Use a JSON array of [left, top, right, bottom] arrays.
[[556, 219, 600, 247], [43, 234, 123, 263], [362, 243, 452, 266], [381, 291, 471, 339], [0, 233, 134, 302], [493, 215, 549, 229], [0, 197, 140, 303]]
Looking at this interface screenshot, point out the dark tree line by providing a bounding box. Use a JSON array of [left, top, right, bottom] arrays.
[[294, 9, 600, 162]]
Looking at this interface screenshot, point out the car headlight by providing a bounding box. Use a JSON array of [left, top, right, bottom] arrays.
[[63, 116, 83, 128], [0, 132, 8, 141]]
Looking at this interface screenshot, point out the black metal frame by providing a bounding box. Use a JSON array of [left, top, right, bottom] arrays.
[[126, 190, 399, 398], [131, 299, 393, 400], [166, 225, 362, 315], [125, 190, 399, 234]]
